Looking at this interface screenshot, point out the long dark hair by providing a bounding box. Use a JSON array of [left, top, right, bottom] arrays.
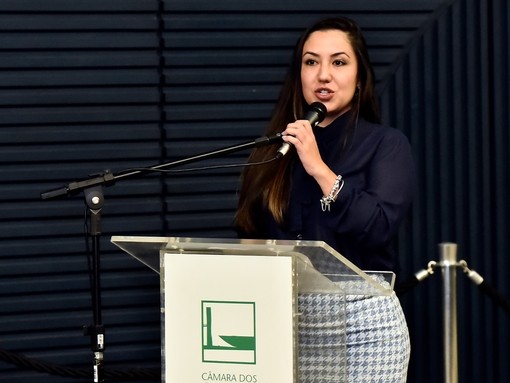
[[235, 16, 380, 234]]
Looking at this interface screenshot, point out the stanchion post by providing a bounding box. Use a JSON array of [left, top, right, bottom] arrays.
[[438, 242, 459, 383]]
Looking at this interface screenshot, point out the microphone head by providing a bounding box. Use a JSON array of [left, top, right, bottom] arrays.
[[276, 101, 328, 158], [305, 102, 327, 126]]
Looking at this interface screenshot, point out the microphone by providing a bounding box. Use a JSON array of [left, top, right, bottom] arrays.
[[276, 102, 327, 158]]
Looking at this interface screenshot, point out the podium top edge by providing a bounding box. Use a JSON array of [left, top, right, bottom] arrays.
[[110, 236, 395, 295], [110, 236, 326, 247]]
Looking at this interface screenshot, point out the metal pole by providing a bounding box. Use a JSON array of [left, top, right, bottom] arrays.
[[438, 242, 458, 383], [84, 186, 105, 383]]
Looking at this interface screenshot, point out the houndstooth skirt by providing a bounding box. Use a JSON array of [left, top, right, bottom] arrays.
[[298, 291, 410, 383]]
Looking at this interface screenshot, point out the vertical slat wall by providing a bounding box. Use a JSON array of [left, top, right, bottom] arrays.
[[0, 1, 163, 382], [490, 1, 510, 379], [380, 0, 510, 381], [1, 1, 509, 382]]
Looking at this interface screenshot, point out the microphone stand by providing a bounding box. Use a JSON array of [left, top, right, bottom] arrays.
[[40, 134, 282, 383]]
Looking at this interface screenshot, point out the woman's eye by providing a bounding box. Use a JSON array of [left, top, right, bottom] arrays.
[[304, 59, 317, 65], [333, 60, 345, 66]]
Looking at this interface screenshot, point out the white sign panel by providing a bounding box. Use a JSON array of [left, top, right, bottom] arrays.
[[162, 253, 294, 383]]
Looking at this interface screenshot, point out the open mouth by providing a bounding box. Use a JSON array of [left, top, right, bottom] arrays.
[[315, 88, 334, 100]]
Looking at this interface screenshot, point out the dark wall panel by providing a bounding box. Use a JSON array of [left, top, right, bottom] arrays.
[[0, 1, 163, 382], [380, 0, 510, 382]]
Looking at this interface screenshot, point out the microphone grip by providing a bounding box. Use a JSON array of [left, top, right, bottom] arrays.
[[274, 102, 327, 158], [276, 142, 291, 158]]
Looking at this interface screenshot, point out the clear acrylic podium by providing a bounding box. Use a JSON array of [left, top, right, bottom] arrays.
[[111, 236, 395, 383]]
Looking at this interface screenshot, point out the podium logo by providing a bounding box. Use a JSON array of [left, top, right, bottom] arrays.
[[202, 300, 256, 364]]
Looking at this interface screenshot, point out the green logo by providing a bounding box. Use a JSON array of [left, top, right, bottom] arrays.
[[202, 300, 256, 364]]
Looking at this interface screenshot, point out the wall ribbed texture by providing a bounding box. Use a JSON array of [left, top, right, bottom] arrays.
[[379, 0, 510, 381], [0, 0, 508, 382], [0, 1, 163, 382]]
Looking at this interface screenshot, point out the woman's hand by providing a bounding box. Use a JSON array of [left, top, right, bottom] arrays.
[[282, 120, 322, 174], [282, 120, 338, 197]]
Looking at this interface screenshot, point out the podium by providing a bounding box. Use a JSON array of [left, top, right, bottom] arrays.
[[111, 236, 394, 383]]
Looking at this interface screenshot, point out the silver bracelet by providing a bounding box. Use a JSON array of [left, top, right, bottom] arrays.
[[320, 175, 344, 212]]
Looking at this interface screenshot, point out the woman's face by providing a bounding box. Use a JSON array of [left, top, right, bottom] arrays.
[[300, 29, 359, 126]]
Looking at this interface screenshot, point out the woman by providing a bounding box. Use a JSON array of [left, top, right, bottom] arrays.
[[235, 17, 414, 383]]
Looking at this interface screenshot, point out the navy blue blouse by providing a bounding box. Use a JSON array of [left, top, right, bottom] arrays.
[[258, 112, 415, 273]]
